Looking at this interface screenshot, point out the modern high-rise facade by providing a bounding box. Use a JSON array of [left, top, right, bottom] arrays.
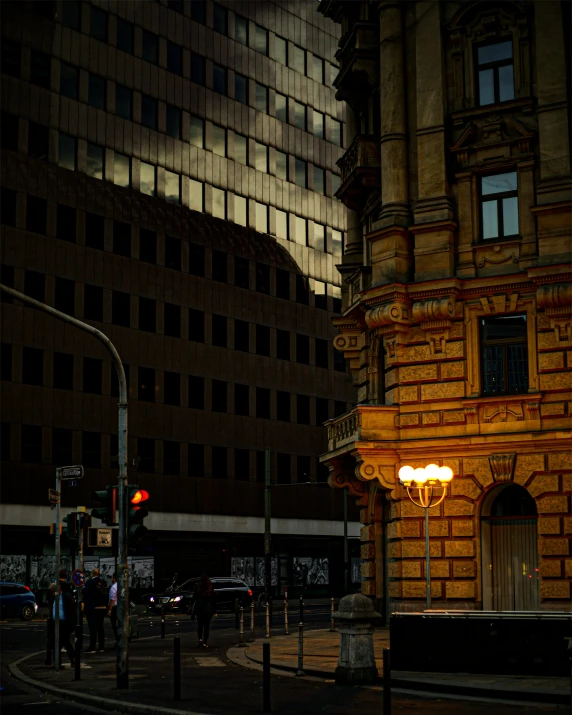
[[0, 0, 359, 593]]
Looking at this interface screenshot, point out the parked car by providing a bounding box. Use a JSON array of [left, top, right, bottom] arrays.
[[0, 581, 38, 621], [149, 577, 253, 615]]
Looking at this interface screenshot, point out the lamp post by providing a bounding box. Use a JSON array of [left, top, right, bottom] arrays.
[[398, 464, 453, 611]]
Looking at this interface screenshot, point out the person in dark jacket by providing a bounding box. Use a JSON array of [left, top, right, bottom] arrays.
[[83, 568, 107, 653], [194, 574, 215, 648], [46, 573, 76, 667]]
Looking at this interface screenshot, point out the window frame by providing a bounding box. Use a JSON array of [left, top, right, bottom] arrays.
[[475, 39, 515, 107], [479, 170, 519, 241], [480, 314, 529, 396]]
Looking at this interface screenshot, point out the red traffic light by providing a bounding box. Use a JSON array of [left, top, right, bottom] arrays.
[[130, 489, 149, 505]]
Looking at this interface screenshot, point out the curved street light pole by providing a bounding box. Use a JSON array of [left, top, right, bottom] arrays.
[[0, 284, 130, 689]]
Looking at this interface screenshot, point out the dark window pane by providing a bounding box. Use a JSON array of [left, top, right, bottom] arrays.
[[234, 319, 250, 352], [329, 117, 342, 147], [235, 73, 248, 105], [213, 4, 227, 34], [167, 42, 182, 75], [138, 367, 156, 402], [54, 277, 75, 315], [276, 329, 290, 360], [1, 423, 11, 461], [192, 0, 206, 24], [30, 51, 50, 89], [165, 236, 182, 271], [139, 297, 156, 332], [1, 188, 17, 227], [296, 334, 310, 364], [28, 123, 49, 160], [52, 428, 72, 466], [507, 344, 528, 392], [478, 69, 495, 106], [22, 425, 42, 463], [138, 438, 155, 473], [276, 269, 290, 300], [189, 308, 204, 342], [85, 212, 105, 250], [168, 0, 183, 12], [234, 384, 249, 416], [142, 31, 158, 64], [84, 284, 103, 321], [60, 63, 78, 99], [188, 443, 204, 476], [56, 204, 76, 242], [116, 19, 134, 53], [277, 453, 290, 484], [317, 460, 329, 483], [191, 53, 205, 85], [503, 196, 519, 236], [212, 446, 227, 478], [164, 441, 180, 475], [141, 95, 157, 130], [26, 196, 47, 235], [189, 116, 204, 148], [116, 85, 132, 120], [189, 243, 205, 276], [255, 83, 268, 113], [83, 356, 102, 394], [316, 397, 329, 425], [499, 64, 515, 102], [212, 379, 227, 412], [86, 142, 104, 179], [235, 448, 249, 480], [139, 228, 157, 264], [334, 349, 346, 373], [256, 325, 270, 356], [275, 93, 287, 122], [256, 387, 270, 419], [253, 25, 267, 55], [112, 291, 130, 327], [296, 275, 309, 305], [113, 220, 131, 257], [212, 249, 227, 282], [164, 303, 181, 338], [2, 39, 21, 77], [58, 133, 76, 170], [164, 371, 181, 406], [277, 391, 290, 422], [24, 270, 45, 302], [88, 74, 106, 109], [22, 347, 43, 386], [166, 105, 181, 139], [188, 375, 205, 409], [297, 455, 311, 481], [334, 400, 346, 417], [212, 314, 227, 347], [482, 172, 518, 195], [315, 338, 328, 369], [234, 257, 249, 288], [256, 263, 270, 294], [90, 6, 107, 41], [62, 1, 80, 30], [213, 64, 227, 94], [295, 158, 307, 187], [478, 41, 513, 65], [1, 343, 12, 381], [314, 166, 325, 195], [235, 15, 248, 46]]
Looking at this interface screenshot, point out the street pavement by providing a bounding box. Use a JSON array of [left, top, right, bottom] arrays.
[[0, 612, 568, 715]]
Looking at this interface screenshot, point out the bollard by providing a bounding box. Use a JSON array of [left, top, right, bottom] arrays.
[[239, 606, 245, 647], [299, 595, 304, 624], [174, 636, 181, 701], [265, 602, 271, 639], [383, 648, 391, 715], [74, 624, 81, 681], [284, 598, 289, 636], [161, 608, 166, 639], [296, 621, 304, 676], [262, 642, 271, 712], [249, 601, 255, 642], [330, 597, 335, 632]]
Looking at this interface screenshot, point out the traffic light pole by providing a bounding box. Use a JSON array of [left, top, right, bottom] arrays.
[[54, 469, 61, 671], [0, 285, 130, 689]]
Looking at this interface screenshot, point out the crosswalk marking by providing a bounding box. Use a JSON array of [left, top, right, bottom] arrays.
[[194, 657, 226, 667]]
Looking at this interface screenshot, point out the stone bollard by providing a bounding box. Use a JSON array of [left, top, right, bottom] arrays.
[[334, 593, 381, 685]]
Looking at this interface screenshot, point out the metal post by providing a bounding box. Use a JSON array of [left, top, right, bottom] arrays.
[[239, 606, 245, 647], [265, 602, 271, 639], [76, 511, 84, 651], [0, 286, 130, 690], [330, 597, 335, 632], [262, 642, 271, 712], [425, 505, 431, 611], [299, 595, 304, 624], [161, 607, 166, 639], [284, 598, 289, 635], [296, 622, 304, 676], [343, 488, 349, 594], [264, 448, 271, 608], [173, 636, 181, 701], [249, 601, 255, 642], [383, 648, 391, 715], [54, 469, 61, 671]]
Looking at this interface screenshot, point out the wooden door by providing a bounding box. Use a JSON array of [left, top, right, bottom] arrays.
[[491, 518, 539, 611]]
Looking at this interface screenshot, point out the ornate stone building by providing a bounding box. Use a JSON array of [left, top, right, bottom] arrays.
[[319, 0, 571, 613]]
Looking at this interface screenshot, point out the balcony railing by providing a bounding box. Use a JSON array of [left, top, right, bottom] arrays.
[[335, 135, 380, 211], [326, 405, 399, 453]]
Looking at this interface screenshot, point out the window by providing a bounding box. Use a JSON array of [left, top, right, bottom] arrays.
[[164, 303, 181, 338], [235, 73, 248, 105], [83, 357, 102, 394], [316, 397, 329, 425], [234, 319, 250, 351], [138, 438, 155, 473], [256, 325, 270, 356], [213, 4, 228, 34], [90, 6, 107, 42], [314, 166, 325, 195], [24, 270, 45, 302], [2, 39, 20, 78], [314, 280, 327, 310], [22, 425, 42, 463], [481, 315, 528, 395], [138, 367, 156, 402], [277, 391, 290, 422], [310, 223, 325, 252], [212, 446, 227, 478], [296, 334, 310, 364], [59, 133, 76, 170], [191, 0, 206, 24], [1, 113, 18, 151], [293, 101, 306, 131], [212, 188, 226, 219], [60, 63, 78, 99], [293, 216, 307, 246], [188, 444, 204, 476], [191, 53, 205, 85], [212, 125, 226, 157], [165, 235, 182, 271], [234, 448, 249, 480], [234, 257, 249, 288], [275, 210, 288, 241], [276, 269, 290, 300], [332, 285, 342, 314], [164, 441, 180, 475], [315, 338, 328, 368], [28, 122, 49, 160], [86, 143, 105, 180], [312, 110, 324, 139], [85, 212, 104, 250], [84, 284, 103, 321], [62, 1, 80, 30], [310, 55, 324, 83], [256, 387, 271, 419], [297, 455, 311, 482], [317, 460, 329, 483], [328, 117, 342, 147], [116, 18, 134, 54], [256, 263, 270, 295], [188, 376, 205, 409], [255, 202, 268, 234], [1, 188, 16, 227], [255, 83, 268, 113], [165, 171, 180, 204], [481, 172, 519, 240], [334, 348, 346, 372], [1, 423, 10, 461], [212, 379, 227, 412], [234, 134, 247, 164], [189, 243, 205, 277], [277, 454, 290, 484], [212, 314, 227, 347], [26, 196, 47, 235], [234, 384, 249, 416], [276, 329, 290, 360], [141, 95, 157, 130], [52, 429, 72, 466], [253, 24, 267, 55], [275, 151, 288, 181], [212, 249, 227, 282], [55, 277, 75, 314], [189, 179, 204, 212], [57, 205, 76, 242], [294, 159, 307, 188], [30, 51, 50, 89], [273, 36, 287, 65], [477, 41, 514, 106], [256, 451, 266, 482], [254, 142, 268, 172], [234, 195, 247, 227], [139, 297, 156, 333], [1, 343, 12, 381], [166, 105, 181, 139], [22, 347, 43, 386], [213, 64, 227, 95], [139, 229, 157, 264], [142, 31, 158, 64], [113, 220, 131, 257], [114, 153, 131, 188], [290, 45, 305, 75], [275, 93, 287, 122], [116, 85, 132, 120], [190, 116, 204, 148], [167, 42, 182, 75], [332, 229, 343, 256], [189, 309, 205, 342], [334, 400, 346, 418], [112, 290, 130, 327], [164, 372, 180, 406], [235, 15, 248, 46], [88, 74, 106, 110]]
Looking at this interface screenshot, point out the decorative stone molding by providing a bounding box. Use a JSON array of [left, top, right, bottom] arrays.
[[353, 449, 398, 491], [489, 454, 516, 482], [412, 297, 455, 323], [537, 282, 572, 310], [365, 301, 411, 331], [333, 318, 367, 374]]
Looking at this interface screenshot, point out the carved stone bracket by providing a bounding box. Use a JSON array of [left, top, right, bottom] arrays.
[[365, 301, 412, 332], [412, 297, 455, 323], [332, 319, 367, 374], [353, 448, 398, 491], [536, 282, 572, 310], [489, 453, 516, 482]]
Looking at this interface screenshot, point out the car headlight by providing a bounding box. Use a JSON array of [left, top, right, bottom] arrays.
[[150, 596, 155, 602], [170, 596, 182, 602]]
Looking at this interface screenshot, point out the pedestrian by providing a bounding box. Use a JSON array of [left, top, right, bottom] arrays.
[[47, 573, 76, 668], [194, 574, 215, 648], [108, 573, 118, 645], [83, 568, 107, 653]]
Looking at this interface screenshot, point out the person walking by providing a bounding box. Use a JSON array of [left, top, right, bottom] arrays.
[[194, 574, 215, 648], [47, 573, 76, 667], [108, 573, 118, 645], [83, 568, 107, 653]]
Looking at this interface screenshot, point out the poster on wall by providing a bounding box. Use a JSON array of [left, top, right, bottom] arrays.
[[129, 557, 154, 588], [0, 555, 26, 583], [83, 559, 100, 576], [29, 556, 72, 589], [351, 558, 362, 583], [99, 557, 116, 584], [233, 557, 277, 587], [293, 557, 329, 586]]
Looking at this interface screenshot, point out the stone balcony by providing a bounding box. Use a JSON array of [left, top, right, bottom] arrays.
[[334, 21, 379, 112], [336, 135, 381, 211], [325, 405, 399, 454]]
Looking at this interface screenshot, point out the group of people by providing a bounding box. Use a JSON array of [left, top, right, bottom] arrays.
[[45, 568, 118, 667]]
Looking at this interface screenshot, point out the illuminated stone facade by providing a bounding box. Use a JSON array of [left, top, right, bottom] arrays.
[[319, 0, 571, 612]]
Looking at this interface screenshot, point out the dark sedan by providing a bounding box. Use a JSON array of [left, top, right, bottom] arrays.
[[0, 581, 38, 620], [149, 577, 253, 615]]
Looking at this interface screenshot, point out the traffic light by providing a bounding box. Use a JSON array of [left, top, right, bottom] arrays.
[[63, 513, 78, 545], [127, 485, 149, 542], [91, 486, 117, 525]]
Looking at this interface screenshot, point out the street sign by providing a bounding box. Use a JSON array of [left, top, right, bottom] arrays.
[[49, 489, 60, 505], [71, 569, 85, 587], [88, 527, 113, 548], [58, 465, 84, 481]]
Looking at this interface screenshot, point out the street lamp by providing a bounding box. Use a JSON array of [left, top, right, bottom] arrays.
[[398, 464, 454, 611]]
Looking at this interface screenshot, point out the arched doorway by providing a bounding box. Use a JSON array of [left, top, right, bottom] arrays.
[[481, 484, 539, 611]]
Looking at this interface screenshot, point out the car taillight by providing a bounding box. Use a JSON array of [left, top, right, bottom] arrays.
[[248, 589, 253, 597], [23, 585, 31, 591]]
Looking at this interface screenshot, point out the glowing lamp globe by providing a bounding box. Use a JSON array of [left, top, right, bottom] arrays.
[[398, 465, 415, 485], [438, 466, 454, 482], [414, 467, 428, 484]]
